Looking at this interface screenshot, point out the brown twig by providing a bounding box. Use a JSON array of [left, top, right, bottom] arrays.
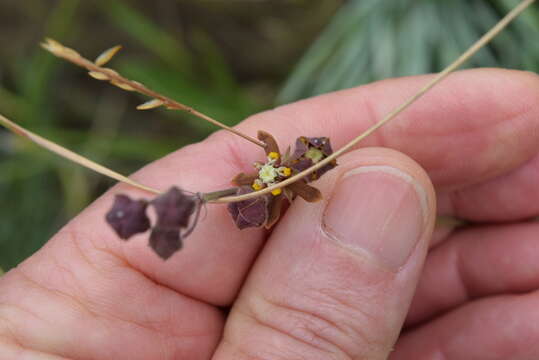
[[212, 0, 536, 204], [41, 39, 266, 148]]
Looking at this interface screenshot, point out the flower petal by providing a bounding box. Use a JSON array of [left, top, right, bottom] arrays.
[[301, 137, 334, 156], [231, 173, 258, 186], [287, 136, 337, 182], [265, 194, 285, 229], [289, 158, 313, 173], [315, 160, 338, 180], [151, 187, 197, 228], [227, 187, 269, 229], [282, 145, 291, 163], [287, 181, 322, 203], [149, 227, 182, 260], [283, 187, 295, 203], [258, 130, 280, 158], [105, 195, 151, 239], [291, 136, 309, 160]]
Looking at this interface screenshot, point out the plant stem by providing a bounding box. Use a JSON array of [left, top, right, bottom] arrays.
[[0, 113, 161, 195], [42, 39, 266, 148], [211, 0, 536, 204], [201, 188, 239, 202]]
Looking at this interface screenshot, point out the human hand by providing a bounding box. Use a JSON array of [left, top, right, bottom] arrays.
[[0, 69, 538, 359]]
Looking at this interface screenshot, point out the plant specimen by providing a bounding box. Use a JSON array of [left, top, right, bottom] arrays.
[[0, 0, 536, 260]]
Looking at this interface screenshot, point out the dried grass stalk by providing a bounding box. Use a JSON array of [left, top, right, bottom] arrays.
[[0, 113, 160, 195], [41, 39, 265, 148]]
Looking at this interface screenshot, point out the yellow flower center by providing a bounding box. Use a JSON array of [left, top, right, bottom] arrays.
[[259, 164, 279, 183], [268, 152, 280, 160], [252, 179, 264, 191]]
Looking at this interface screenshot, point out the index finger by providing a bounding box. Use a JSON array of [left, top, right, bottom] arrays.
[[48, 68, 539, 304]]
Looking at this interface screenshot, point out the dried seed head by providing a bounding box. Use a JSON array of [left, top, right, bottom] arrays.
[[106, 195, 151, 239], [41, 38, 64, 55], [137, 99, 165, 110], [95, 45, 122, 66]]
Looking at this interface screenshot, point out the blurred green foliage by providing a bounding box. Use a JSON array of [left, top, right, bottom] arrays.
[[1, 0, 538, 271], [279, 0, 539, 103], [0, 0, 338, 270]]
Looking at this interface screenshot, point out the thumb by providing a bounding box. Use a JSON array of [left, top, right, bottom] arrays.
[[213, 147, 436, 360]]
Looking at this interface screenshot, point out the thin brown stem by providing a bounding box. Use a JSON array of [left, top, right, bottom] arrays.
[[41, 39, 266, 148], [211, 0, 536, 204], [201, 188, 239, 202], [0, 113, 161, 195]]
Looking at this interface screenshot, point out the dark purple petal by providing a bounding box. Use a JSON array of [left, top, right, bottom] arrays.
[[106, 195, 150, 240], [227, 187, 269, 229], [290, 158, 313, 173], [307, 137, 333, 156], [291, 137, 309, 160], [307, 137, 324, 148], [316, 160, 338, 179], [151, 187, 197, 228], [149, 227, 182, 260], [287, 136, 337, 182], [147, 187, 199, 259], [265, 194, 285, 229], [321, 140, 334, 156]]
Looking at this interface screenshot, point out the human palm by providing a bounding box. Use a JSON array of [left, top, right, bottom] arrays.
[[1, 69, 538, 359]]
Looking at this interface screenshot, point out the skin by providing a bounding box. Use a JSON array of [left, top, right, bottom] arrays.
[[0, 68, 538, 359]]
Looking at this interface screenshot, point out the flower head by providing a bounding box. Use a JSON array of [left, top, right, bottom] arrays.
[[289, 136, 337, 182], [228, 131, 336, 230], [105, 186, 200, 260]]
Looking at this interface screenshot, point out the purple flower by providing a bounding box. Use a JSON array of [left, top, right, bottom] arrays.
[[228, 132, 336, 230], [106, 195, 151, 240], [289, 136, 337, 182], [105, 187, 200, 260], [149, 187, 199, 260]]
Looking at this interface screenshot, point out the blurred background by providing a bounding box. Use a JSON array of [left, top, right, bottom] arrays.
[[0, 0, 537, 272]]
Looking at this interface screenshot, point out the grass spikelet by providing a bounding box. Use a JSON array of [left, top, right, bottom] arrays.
[[95, 45, 122, 66], [88, 71, 110, 80], [137, 99, 165, 110], [42, 39, 266, 148], [111, 80, 135, 91]]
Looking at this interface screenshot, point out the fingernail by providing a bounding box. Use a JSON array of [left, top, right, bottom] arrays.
[[323, 165, 429, 271]]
